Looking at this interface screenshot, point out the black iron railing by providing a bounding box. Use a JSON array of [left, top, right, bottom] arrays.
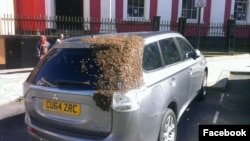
[[0, 14, 250, 52]]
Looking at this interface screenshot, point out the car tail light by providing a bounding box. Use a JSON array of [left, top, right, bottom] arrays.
[[27, 126, 38, 134], [112, 90, 140, 112]]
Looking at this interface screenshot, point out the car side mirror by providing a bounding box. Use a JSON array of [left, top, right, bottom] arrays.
[[193, 49, 201, 59]]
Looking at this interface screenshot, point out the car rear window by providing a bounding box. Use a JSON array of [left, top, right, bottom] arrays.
[[27, 48, 100, 90]]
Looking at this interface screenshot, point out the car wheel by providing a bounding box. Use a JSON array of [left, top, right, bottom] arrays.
[[197, 71, 207, 100], [158, 108, 177, 141]]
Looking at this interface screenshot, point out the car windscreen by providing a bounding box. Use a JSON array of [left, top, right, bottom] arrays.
[[27, 48, 100, 90]]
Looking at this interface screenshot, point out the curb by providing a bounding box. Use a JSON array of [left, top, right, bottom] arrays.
[[205, 53, 250, 61], [207, 70, 230, 91], [0, 101, 25, 120], [0, 68, 33, 74], [230, 71, 250, 75], [208, 70, 250, 92], [206, 53, 250, 91]]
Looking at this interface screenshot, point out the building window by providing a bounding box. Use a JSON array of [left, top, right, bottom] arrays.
[[123, 0, 149, 19], [127, 0, 144, 17], [234, 0, 248, 21], [182, 0, 197, 19]]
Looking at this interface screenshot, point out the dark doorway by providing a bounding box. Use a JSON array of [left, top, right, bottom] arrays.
[[5, 38, 22, 69], [56, 0, 83, 17], [55, 0, 83, 31]]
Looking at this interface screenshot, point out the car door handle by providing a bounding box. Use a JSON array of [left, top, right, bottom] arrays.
[[169, 77, 176, 86]]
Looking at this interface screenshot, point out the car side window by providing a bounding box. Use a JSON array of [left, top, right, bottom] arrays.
[[142, 42, 162, 71], [176, 37, 194, 60], [158, 38, 181, 66]]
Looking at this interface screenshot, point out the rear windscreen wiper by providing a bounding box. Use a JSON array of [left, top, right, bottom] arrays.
[[55, 80, 91, 86], [37, 77, 56, 87]]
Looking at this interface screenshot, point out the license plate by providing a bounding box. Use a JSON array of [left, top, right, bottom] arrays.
[[43, 99, 81, 115]]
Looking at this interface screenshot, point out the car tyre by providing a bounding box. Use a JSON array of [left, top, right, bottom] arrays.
[[158, 108, 177, 141], [197, 71, 207, 100]]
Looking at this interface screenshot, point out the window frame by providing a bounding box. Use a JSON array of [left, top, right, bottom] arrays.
[[123, 0, 150, 20], [182, 0, 197, 20], [127, 0, 145, 18], [233, 0, 249, 23], [178, 0, 205, 23]]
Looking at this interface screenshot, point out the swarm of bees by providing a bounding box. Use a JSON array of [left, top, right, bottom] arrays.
[[83, 35, 144, 111]]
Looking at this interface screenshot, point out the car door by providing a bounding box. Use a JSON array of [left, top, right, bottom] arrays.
[[175, 37, 202, 100], [158, 37, 190, 116], [142, 41, 171, 117]]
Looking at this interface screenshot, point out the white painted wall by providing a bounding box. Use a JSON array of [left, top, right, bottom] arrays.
[[45, 0, 56, 17], [247, 1, 250, 23], [101, 0, 116, 19], [0, 0, 14, 16], [157, 0, 172, 21], [208, 0, 226, 36], [45, 0, 56, 29], [100, 0, 116, 33], [84, 0, 90, 19], [0, 0, 15, 35], [83, 0, 90, 31], [210, 0, 226, 23]]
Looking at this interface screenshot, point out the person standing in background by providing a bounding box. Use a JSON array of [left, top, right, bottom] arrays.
[[36, 35, 51, 60], [55, 33, 64, 44]]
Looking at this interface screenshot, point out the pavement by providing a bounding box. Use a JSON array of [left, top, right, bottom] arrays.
[[206, 53, 250, 89], [0, 53, 250, 119]]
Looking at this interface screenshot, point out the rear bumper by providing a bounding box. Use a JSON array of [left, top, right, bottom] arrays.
[[25, 109, 163, 141]]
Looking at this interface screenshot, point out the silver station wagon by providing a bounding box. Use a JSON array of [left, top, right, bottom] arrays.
[[24, 31, 208, 141]]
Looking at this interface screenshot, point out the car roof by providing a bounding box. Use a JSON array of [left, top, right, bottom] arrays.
[[53, 31, 183, 48], [66, 31, 182, 41]]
